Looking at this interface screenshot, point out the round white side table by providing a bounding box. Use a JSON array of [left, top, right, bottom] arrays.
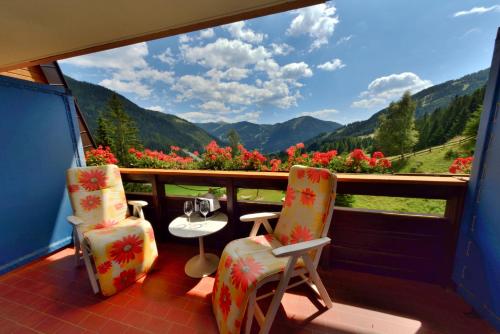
[[168, 212, 228, 278]]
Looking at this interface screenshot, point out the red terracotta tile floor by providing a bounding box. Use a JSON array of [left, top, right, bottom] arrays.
[[0, 243, 496, 334]]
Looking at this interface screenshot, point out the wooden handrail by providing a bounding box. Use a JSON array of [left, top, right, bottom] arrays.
[[120, 168, 468, 187]]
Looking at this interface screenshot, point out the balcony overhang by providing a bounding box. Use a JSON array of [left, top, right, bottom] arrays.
[[0, 0, 323, 72]]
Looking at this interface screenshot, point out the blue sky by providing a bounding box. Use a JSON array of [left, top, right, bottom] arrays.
[[60, 1, 500, 125]]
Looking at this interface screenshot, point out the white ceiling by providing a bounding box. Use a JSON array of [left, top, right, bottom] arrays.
[[0, 0, 322, 71]]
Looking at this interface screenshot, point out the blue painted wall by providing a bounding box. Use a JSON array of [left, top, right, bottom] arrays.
[[0, 76, 84, 274], [453, 29, 500, 331]]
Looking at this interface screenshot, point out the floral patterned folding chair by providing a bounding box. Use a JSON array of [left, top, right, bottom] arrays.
[[212, 165, 337, 334], [66, 164, 158, 296]]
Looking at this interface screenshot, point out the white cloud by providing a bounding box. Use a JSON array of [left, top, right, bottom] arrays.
[[206, 68, 249, 81], [300, 108, 339, 121], [154, 48, 175, 66], [62, 43, 149, 69], [148, 105, 165, 112], [173, 74, 298, 109], [225, 21, 266, 43], [317, 58, 345, 71], [200, 101, 230, 112], [62, 42, 174, 98], [352, 72, 432, 109], [179, 34, 192, 43], [287, 3, 339, 51], [279, 62, 313, 80], [336, 35, 352, 45], [270, 43, 294, 56], [181, 38, 270, 69], [453, 5, 500, 17], [199, 28, 215, 39]]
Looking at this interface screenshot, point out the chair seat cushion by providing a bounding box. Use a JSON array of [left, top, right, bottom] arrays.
[[84, 218, 158, 296], [212, 234, 304, 333]]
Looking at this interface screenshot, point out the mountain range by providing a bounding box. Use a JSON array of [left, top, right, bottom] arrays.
[[197, 117, 342, 153], [306, 68, 489, 150]]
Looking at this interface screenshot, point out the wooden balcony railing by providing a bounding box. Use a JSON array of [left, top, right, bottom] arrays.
[[120, 168, 468, 285]]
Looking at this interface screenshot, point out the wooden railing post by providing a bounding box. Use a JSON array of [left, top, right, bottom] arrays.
[[226, 178, 238, 225], [151, 175, 165, 225], [442, 188, 466, 287]]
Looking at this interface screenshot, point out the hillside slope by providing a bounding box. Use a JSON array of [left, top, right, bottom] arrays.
[[307, 68, 489, 149], [197, 116, 342, 153], [65, 76, 216, 151]]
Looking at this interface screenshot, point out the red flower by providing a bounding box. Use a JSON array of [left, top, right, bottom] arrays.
[[369, 158, 377, 167], [306, 168, 322, 183], [284, 186, 296, 207], [110, 234, 143, 264], [372, 151, 384, 159], [296, 143, 305, 149], [300, 188, 316, 206], [350, 149, 368, 161], [113, 269, 136, 292], [219, 284, 231, 319], [290, 225, 313, 244], [231, 256, 264, 292], [78, 169, 107, 191], [97, 261, 111, 274], [279, 234, 289, 245], [68, 184, 79, 193], [80, 195, 101, 211]]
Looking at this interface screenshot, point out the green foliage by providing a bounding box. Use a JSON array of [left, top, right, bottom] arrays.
[[461, 105, 483, 152], [415, 87, 485, 151], [96, 94, 142, 165], [226, 129, 241, 153], [374, 91, 419, 156]]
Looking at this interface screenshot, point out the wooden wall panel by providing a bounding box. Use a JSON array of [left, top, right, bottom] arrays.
[[0, 66, 48, 83]]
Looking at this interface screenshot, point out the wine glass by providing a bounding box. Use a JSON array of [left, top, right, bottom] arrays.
[[200, 200, 210, 221], [184, 201, 194, 222]]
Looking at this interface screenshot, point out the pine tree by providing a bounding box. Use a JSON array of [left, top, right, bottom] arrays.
[[226, 129, 241, 154], [95, 113, 114, 148], [96, 94, 142, 165], [374, 91, 419, 156], [461, 105, 483, 152]]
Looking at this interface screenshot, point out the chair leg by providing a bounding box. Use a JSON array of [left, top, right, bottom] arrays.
[[81, 242, 99, 294], [259, 256, 297, 334], [73, 229, 82, 267], [303, 254, 333, 308], [245, 290, 256, 334]]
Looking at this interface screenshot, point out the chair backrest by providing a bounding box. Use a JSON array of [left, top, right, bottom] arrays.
[[66, 164, 128, 228], [273, 165, 337, 247]]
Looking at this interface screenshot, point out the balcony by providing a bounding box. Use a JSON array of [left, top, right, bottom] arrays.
[[1, 168, 495, 334]]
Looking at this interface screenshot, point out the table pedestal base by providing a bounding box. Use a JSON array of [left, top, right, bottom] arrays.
[[185, 253, 219, 278]]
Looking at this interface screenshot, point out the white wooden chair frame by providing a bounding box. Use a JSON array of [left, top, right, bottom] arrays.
[[67, 200, 148, 294], [240, 192, 336, 334]]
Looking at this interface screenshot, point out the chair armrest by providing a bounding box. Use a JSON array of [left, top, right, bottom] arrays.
[[240, 212, 280, 222], [128, 200, 148, 207], [241, 212, 280, 237], [272, 237, 331, 258], [67, 215, 84, 226], [128, 200, 148, 219]]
